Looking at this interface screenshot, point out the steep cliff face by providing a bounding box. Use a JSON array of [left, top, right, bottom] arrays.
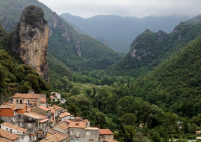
[[12, 5, 49, 81]]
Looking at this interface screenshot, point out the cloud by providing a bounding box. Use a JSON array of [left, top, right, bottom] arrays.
[[38, 0, 201, 18]]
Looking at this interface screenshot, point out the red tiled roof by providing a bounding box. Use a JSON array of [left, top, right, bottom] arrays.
[[68, 122, 86, 128], [38, 131, 43, 134], [38, 106, 50, 111], [40, 133, 68, 142], [23, 112, 46, 119], [1, 122, 27, 132], [39, 119, 49, 123], [0, 137, 12, 142], [104, 139, 118, 142], [54, 123, 68, 130], [50, 96, 55, 99], [53, 105, 63, 110], [13, 93, 40, 99], [99, 129, 113, 135], [59, 112, 71, 118], [0, 128, 19, 140], [41, 97, 46, 104]]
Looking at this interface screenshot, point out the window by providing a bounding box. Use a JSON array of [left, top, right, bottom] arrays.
[[10, 129, 12, 133], [16, 99, 18, 103], [6, 128, 8, 131], [18, 114, 21, 119], [20, 100, 22, 104], [76, 140, 79, 142], [70, 130, 73, 135], [71, 139, 74, 142], [21, 136, 24, 140]]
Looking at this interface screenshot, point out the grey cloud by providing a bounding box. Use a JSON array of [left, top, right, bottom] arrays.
[[38, 0, 201, 18]]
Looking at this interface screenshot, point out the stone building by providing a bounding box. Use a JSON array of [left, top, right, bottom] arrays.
[[0, 122, 29, 142], [99, 129, 114, 142], [0, 128, 20, 142]]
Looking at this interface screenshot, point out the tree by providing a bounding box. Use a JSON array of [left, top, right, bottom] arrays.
[[67, 103, 78, 116], [121, 113, 137, 126], [152, 132, 161, 142], [94, 112, 107, 128]]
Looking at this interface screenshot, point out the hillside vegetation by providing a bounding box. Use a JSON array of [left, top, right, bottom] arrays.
[[106, 22, 201, 79], [129, 34, 201, 117]]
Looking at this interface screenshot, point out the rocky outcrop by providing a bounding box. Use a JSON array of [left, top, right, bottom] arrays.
[[157, 30, 167, 40], [12, 5, 49, 81]]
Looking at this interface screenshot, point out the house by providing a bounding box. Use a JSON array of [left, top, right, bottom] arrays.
[[68, 121, 99, 142], [39, 133, 69, 142], [99, 129, 114, 142], [0, 128, 20, 142], [59, 112, 71, 121], [0, 122, 29, 142], [23, 111, 47, 134], [53, 105, 64, 119], [13, 93, 46, 107], [50, 96, 58, 102], [196, 131, 201, 135], [32, 106, 52, 120], [51, 92, 61, 99], [47, 128, 69, 138], [0, 103, 31, 124]]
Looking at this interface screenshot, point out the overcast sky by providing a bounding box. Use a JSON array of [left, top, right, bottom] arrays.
[[38, 0, 201, 18]]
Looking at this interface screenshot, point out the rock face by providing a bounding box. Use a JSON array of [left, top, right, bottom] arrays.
[[12, 5, 49, 81]]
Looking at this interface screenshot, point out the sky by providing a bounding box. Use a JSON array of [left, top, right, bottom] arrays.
[[38, 0, 201, 18]]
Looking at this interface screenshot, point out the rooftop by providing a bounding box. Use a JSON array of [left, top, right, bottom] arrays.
[[0, 137, 12, 142], [53, 105, 63, 110], [1, 122, 27, 132], [13, 93, 41, 99], [99, 129, 113, 135], [23, 112, 46, 119], [40, 97, 46, 104], [38, 106, 51, 111], [0, 128, 19, 140], [48, 129, 69, 137], [50, 96, 55, 99], [68, 121, 86, 128], [59, 112, 71, 118], [84, 127, 99, 130], [39, 133, 68, 142], [54, 123, 68, 130]]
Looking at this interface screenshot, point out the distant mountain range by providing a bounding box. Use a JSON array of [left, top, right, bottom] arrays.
[[60, 13, 191, 53], [105, 17, 201, 78]]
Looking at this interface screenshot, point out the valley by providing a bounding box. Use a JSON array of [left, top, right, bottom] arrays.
[[0, 0, 201, 142]]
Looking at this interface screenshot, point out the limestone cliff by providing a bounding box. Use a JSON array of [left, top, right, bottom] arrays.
[[12, 5, 49, 81]]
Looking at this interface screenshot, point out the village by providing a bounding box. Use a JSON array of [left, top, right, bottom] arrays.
[[0, 91, 117, 142]]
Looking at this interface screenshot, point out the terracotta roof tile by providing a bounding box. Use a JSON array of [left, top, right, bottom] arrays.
[[13, 93, 40, 99], [48, 129, 69, 137], [53, 105, 63, 110], [54, 123, 68, 130], [0, 128, 19, 140], [38, 106, 51, 111], [0, 137, 12, 142], [50, 96, 55, 99], [40, 97, 46, 104], [39, 133, 68, 142], [59, 112, 71, 118], [104, 139, 118, 142], [23, 112, 46, 119], [68, 122, 86, 128], [99, 129, 113, 135], [1, 122, 27, 132]]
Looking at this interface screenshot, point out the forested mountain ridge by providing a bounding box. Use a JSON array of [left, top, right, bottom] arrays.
[[106, 21, 201, 79], [60, 13, 190, 53], [0, 0, 121, 89], [129, 34, 201, 118]]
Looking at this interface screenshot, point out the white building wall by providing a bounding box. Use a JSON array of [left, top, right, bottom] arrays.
[[0, 125, 30, 142]]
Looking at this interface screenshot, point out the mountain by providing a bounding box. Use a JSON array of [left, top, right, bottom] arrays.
[[186, 15, 201, 24], [0, 24, 49, 102], [129, 34, 201, 117], [0, 0, 121, 89], [60, 13, 190, 53], [106, 20, 201, 78]]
